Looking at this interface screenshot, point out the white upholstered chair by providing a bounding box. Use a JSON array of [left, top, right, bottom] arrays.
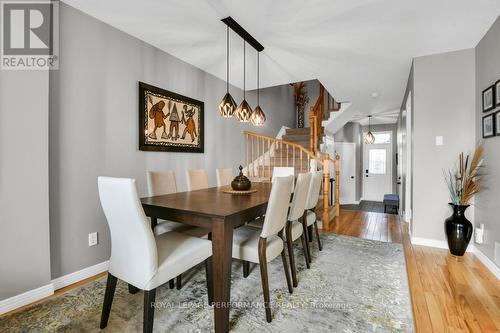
[[284, 172, 312, 287], [304, 171, 324, 261], [97, 177, 212, 333], [216, 167, 233, 187], [272, 167, 295, 191], [231, 175, 294, 322], [186, 169, 209, 191], [147, 171, 209, 289]]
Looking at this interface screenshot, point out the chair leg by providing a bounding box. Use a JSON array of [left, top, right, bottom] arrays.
[[301, 214, 312, 264], [314, 221, 322, 251], [258, 238, 272, 323], [243, 261, 250, 278], [128, 284, 140, 294], [300, 234, 311, 269], [100, 273, 117, 329], [205, 257, 214, 305], [278, 232, 293, 294], [143, 289, 156, 333], [176, 275, 182, 290], [286, 222, 298, 287], [168, 279, 175, 289]]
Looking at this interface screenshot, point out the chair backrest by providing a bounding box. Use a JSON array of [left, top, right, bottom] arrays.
[[305, 171, 323, 210], [288, 172, 312, 221], [186, 169, 209, 191], [216, 168, 233, 187], [146, 170, 177, 196], [272, 167, 295, 191], [260, 175, 294, 238], [98, 177, 157, 288]]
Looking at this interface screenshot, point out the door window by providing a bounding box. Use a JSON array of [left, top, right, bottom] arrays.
[[369, 149, 386, 174]]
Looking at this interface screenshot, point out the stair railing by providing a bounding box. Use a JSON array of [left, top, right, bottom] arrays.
[[243, 130, 340, 229], [309, 84, 325, 153]]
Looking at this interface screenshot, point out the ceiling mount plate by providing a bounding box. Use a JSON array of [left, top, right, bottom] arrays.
[[221, 16, 264, 52]]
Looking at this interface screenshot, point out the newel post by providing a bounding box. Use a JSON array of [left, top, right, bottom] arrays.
[[334, 154, 340, 217], [322, 155, 330, 231]]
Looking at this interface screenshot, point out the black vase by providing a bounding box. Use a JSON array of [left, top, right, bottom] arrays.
[[444, 204, 473, 256]]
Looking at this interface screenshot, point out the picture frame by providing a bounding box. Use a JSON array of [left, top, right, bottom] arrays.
[[496, 111, 500, 136], [482, 85, 495, 112], [139, 82, 204, 153], [496, 80, 500, 107], [482, 113, 495, 138]]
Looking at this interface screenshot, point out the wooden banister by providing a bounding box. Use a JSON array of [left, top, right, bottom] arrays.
[[243, 131, 340, 227]]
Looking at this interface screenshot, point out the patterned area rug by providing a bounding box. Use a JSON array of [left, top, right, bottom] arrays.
[[0, 234, 414, 332]]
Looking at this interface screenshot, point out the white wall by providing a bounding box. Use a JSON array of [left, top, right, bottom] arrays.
[[0, 71, 52, 300], [48, 3, 295, 279], [474, 16, 500, 264], [412, 49, 476, 241]]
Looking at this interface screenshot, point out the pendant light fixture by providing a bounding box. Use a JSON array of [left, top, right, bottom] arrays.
[[251, 51, 266, 126], [235, 41, 252, 122], [364, 115, 375, 144], [219, 25, 237, 117]]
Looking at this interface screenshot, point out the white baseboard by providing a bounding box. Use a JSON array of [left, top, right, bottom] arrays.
[[410, 237, 474, 253], [0, 283, 54, 315], [51, 261, 109, 290], [1, 261, 109, 316], [473, 247, 500, 280]]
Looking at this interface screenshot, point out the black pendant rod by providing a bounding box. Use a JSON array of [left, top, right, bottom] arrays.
[[257, 52, 260, 105], [243, 41, 246, 99], [221, 16, 264, 52], [226, 25, 229, 92]]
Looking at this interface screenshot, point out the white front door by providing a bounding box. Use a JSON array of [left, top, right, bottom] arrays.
[[335, 142, 356, 204], [363, 141, 392, 201]]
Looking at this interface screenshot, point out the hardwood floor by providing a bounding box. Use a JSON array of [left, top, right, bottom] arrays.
[[330, 208, 500, 333], [3, 208, 499, 333]]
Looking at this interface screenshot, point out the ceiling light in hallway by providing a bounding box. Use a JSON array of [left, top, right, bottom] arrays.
[[364, 115, 375, 144]]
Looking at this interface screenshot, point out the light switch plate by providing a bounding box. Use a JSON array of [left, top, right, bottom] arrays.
[[88, 232, 98, 247], [435, 136, 443, 146]]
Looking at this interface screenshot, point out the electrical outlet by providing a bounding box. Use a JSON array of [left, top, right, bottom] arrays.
[[495, 242, 500, 267], [88, 232, 98, 247]]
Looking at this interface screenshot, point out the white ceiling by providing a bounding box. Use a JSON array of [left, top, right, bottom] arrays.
[[63, 0, 500, 123]]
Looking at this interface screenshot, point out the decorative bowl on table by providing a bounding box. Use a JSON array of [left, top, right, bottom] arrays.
[[231, 165, 252, 191]]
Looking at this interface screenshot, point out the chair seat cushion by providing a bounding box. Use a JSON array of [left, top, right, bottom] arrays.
[[285, 220, 303, 241], [232, 226, 284, 263], [154, 220, 209, 238], [144, 231, 212, 290], [306, 210, 317, 227], [383, 194, 399, 206]]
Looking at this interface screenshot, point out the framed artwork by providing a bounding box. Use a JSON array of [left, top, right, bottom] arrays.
[[496, 111, 500, 136], [482, 85, 495, 112], [496, 80, 500, 107], [139, 82, 204, 153], [482, 113, 495, 138]]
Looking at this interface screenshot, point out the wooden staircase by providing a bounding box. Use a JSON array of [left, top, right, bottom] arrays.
[[243, 82, 341, 230]]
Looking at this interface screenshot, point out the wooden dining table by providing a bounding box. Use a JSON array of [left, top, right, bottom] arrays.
[[141, 182, 273, 333]]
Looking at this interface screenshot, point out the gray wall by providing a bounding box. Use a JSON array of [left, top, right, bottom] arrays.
[[334, 122, 362, 200], [0, 71, 52, 300], [412, 49, 476, 241], [474, 16, 500, 263], [48, 4, 295, 278]]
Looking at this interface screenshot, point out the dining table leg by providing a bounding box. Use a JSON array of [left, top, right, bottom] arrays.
[[210, 217, 234, 333]]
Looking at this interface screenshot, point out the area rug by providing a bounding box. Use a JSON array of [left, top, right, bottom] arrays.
[[0, 234, 414, 332]]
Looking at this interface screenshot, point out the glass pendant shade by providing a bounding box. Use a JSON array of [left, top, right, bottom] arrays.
[[364, 131, 375, 144], [219, 92, 237, 117], [364, 115, 375, 144], [251, 105, 266, 126], [235, 99, 252, 122], [219, 25, 236, 118]]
